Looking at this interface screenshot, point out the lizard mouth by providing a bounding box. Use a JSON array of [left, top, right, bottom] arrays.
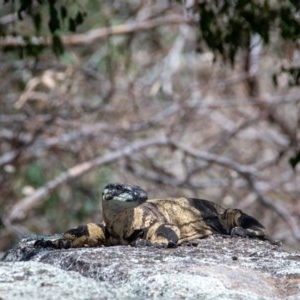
[[103, 192, 134, 202]]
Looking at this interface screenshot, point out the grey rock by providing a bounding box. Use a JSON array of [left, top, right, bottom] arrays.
[[1, 235, 300, 299], [0, 261, 116, 300]]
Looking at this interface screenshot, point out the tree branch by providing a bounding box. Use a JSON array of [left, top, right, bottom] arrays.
[[245, 175, 300, 241], [169, 141, 300, 240], [6, 136, 168, 223], [0, 15, 194, 48], [170, 140, 258, 175]]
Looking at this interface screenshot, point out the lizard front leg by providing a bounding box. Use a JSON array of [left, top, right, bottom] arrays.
[[134, 222, 180, 248], [34, 223, 110, 249]]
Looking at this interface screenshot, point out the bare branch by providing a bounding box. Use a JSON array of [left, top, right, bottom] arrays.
[[0, 15, 194, 48], [0, 124, 117, 168], [166, 141, 300, 239], [170, 140, 258, 175], [245, 175, 300, 241], [6, 136, 168, 224]]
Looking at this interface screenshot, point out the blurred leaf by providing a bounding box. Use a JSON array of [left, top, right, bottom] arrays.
[[289, 150, 300, 169], [75, 12, 84, 25], [68, 18, 76, 32], [33, 13, 42, 34], [60, 5, 68, 20], [0, 24, 5, 37], [196, 0, 300, 64], [17, 0, 33, 20], [272, 73, 278, 87], [25, 163, 46, 187], [52, 34, 64, 56], [48, 3, 60, 33]]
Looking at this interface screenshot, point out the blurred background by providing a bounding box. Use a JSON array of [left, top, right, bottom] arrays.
[[0, 0, 299, 254]]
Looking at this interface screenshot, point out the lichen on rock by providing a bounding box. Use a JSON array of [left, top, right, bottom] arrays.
[[1, 235, 300, 299]]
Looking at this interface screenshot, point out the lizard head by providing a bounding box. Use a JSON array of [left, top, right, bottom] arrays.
[[102, 183, 148, 204]]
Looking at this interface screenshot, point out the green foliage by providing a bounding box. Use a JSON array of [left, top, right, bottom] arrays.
[[2, 0, 300, 63], [52, 34, 64, 56], [72, 183, 100, 221], [196, 0, 300, 64], [25, 162, 46, 187], [2, 0, 87, 57]]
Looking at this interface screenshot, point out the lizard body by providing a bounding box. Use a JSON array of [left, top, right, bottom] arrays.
[[34, 183, 279, 249]]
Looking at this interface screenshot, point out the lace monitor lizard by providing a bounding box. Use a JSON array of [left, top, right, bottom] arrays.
[[34, 183, 279, 249]]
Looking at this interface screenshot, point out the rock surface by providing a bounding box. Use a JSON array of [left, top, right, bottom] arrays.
[[1, 235, 300, 299]]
